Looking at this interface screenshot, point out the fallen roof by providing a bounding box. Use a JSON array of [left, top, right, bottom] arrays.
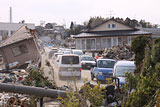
[[0, 25, 33, 48], [73, 30, 151, 38]]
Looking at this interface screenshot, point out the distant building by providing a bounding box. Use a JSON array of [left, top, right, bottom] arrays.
[[140, 28, 160, 38], [0, 22, 35, 41], [73, 19, 151, 56], [41, 23, 67, 42], [0, 25, 40, 69]]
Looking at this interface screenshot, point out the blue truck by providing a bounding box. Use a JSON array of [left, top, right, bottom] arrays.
[[91, 59, 116, 83]]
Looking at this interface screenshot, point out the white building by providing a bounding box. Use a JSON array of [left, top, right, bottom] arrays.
[[0, 22, 35, 41]]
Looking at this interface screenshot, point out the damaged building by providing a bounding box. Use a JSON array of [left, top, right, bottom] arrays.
[[0, 25, 40, 70]]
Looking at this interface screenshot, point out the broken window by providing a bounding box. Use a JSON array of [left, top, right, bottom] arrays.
[[12, 44, 28, 56]]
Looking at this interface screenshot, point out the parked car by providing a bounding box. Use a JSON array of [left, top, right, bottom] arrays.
[[62, 50, 72, 55], [53, 53, 63, 59], [52, 53, 63, 64], [91, 59, 116, 83], [113, 60, 135, 86], [58, 54, 82, 79], [51, 48, 58, 52], [48, 50, 57, 59], [56, 55, 63, 63], [72, 50, 83, 56], [81, 55, 96, 69], [58, 48, 65, 53]]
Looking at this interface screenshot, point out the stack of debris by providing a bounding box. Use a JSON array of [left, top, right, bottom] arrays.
[[0, 93, 29, 107], [102, 45, 135, 61]]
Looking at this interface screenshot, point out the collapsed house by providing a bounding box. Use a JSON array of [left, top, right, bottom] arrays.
[[0, 25, 40, 70]]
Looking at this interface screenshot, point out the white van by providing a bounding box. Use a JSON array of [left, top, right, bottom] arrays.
[[58, 54, 82, 78], [72, 50, 83, 56], [113, 60, 135, 86]]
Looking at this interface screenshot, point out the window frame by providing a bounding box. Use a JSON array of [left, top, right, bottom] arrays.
[[76, 39, 81, 49], [90, 38, 96, 50], [81, 39, 86, 50], [11, 44, 28, 57], [112, 37, 118, 47], [106, 37, 112, 48], [107, 24, 110, 28], [96, 38, 102, 50], [101, 37, 107, 49]]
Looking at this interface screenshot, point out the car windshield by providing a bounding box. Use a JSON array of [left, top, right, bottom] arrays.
[[63, 51, 72, 54], [62, 56, 79, 64], [73, 51, 83, 55], [97, 60, 115, 68], [81, 56, 94, 61], [115, 66, 135, 77]]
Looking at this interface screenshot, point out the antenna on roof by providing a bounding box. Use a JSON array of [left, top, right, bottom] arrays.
[[10, 7, 12, 23], [106, 10, 115, 19]]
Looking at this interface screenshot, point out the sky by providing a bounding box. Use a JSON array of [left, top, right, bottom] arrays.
[[0, 0, 160, 28]]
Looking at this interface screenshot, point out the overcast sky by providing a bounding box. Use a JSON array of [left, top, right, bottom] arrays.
[[0, 0, 160, 28]]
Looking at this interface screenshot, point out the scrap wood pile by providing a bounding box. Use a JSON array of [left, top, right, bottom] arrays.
[[102, 45, 135, 60]]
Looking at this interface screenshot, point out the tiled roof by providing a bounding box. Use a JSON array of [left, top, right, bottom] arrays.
[[0, 25, 33, 48], [73, 30, 151, 38]]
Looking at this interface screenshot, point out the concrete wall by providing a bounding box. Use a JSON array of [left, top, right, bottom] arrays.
[[0, 38, 40, 66], [91, 20, 133, 31]]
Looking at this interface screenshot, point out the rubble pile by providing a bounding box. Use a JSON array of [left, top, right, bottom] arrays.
[[0, 93, 29, 107], [102, 45, 135, 60]]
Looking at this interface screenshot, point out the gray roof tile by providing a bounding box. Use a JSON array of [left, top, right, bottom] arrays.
[[73, 30, 151, 38]]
